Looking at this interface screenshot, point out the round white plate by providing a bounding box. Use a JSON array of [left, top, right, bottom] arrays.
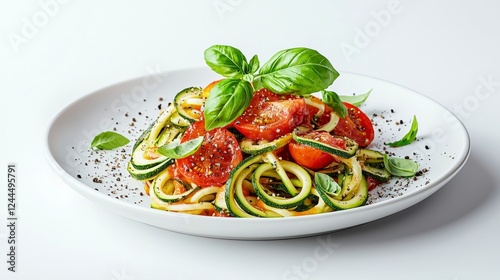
[[45, 68, 470, 240]]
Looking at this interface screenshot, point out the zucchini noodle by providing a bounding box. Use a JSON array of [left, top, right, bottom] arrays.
[[129, 85, 383, 217]]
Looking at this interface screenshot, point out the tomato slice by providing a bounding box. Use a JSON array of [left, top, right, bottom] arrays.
[[288, 131, 346, 170], [366, 176, 383, 191], [234, 88, 308, 141], [333, 102, 374, 147], [175, 120, 243, 187]]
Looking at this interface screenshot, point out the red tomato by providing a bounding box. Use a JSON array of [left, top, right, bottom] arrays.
[[233, 88, 308, 141], [366, 176, 383, 191], [176, 120, 243, 187], [333, 102, 374, 147], [288, 131, 346, 170]]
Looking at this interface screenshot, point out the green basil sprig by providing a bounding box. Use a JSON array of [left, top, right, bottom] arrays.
[[254, 48, 339, 96], [202, 45, 340, 130], [204, 79, 253, 131], [157, 136, 204, 159], [90, 131, 130, 150], [339, 89, 372, 106], [383, 154, 418, 177], [314, 172, 342, 196], [204, 45, 251, 78], [321, 90, 347, 118], [386, 115, 418, 147]]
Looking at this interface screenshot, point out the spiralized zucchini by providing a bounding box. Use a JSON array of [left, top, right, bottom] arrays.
[[133, 89, 373, 217]]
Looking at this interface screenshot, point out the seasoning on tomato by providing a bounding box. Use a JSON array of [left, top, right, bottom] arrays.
[[233, 88, 308, 141], [333, 102, 374, 147], [175, 120, 243, 187]]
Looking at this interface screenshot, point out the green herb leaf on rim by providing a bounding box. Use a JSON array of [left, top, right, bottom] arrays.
[[91, 131, 130, 150], [339, 89, 372, 106], [386, 115, 418, 147], [383, 154, 418, 177]]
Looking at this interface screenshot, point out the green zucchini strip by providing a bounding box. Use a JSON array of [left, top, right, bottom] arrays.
[[151, 169, 199, 203], [252, 160, 312, 209], [265, 152, 299, 195]]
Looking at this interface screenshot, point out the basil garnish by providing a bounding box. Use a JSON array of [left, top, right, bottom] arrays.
[[202, 45, 340, 130], [383, 154, 418, 177], [339, 89, 372, 106], [255, 48, 339, 96], [204, 78, 253, 130], [386, 115, 418, 147], [204, 45, 249, 78], [157, 136, 204, 159], [90, 131, 130, 150], [248, 54, 260, 74], [321, 90, 347, 118], [314, 172, 342, 196]]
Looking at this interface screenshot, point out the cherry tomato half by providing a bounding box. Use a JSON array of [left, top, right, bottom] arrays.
[[288, 131, 346, 170], [175, 120, 243, 187], [234, 88, 308, 141], [333, 102, 374, 147]]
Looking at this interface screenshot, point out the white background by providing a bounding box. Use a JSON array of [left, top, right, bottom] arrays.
[[1, 0, 499, 279]]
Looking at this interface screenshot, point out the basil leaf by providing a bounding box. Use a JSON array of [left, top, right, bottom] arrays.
[[383, 154, 418, 177], [204, 78, 253, 130], [255, 47, 339, 96], [248, 54, 260, 74], [314, 172, 341, 196], [386, 115, 418, 147], [339, 89, 372, 106], [204, 45, 248, 78], [321, 90, 347, 118], [90, 131, 129, 150], [157, 136, 204, 159]]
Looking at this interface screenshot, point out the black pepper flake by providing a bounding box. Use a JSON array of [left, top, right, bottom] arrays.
[[132, 118, 137, 122], [159, 97, 164, 101], [425, 145, 430, 150], [391, 109, 395, 113], [158, 104, 162, 110], [77, 174, 82, 179]]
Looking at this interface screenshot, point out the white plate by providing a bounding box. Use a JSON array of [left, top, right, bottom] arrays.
[[45, 68, 470, 240]]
